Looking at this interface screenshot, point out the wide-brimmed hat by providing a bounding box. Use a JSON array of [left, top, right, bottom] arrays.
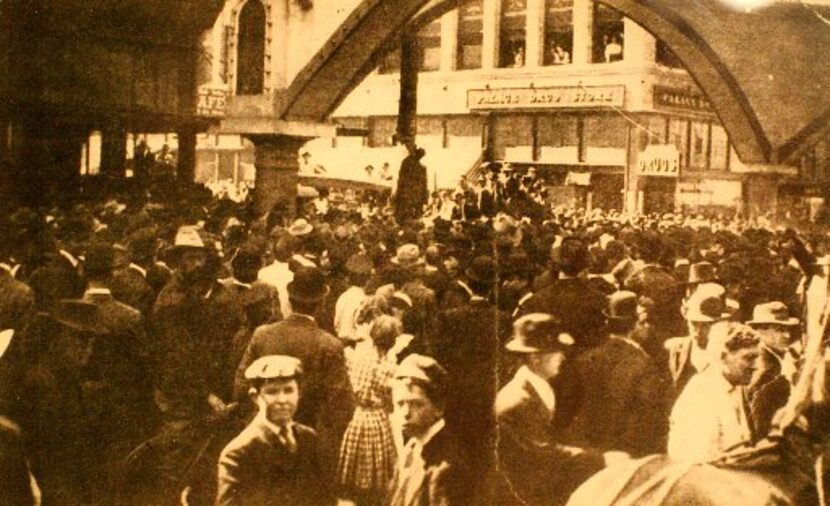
[[686, 261, 717, 285], [288, 219, 314, 237], [747, 301, 799, 327], [49, 299, 107, 334], [391, 244, 424, 267], [603, 291, 638, 321], [287, 266, 329, 303], [170, 225, 221, 257], [465, 255, 497, 285], [685, 286, 739, 323], [506, 313, 574, 354]]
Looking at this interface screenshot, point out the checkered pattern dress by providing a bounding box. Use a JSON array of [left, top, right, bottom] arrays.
[[337, 346, 397, 494]]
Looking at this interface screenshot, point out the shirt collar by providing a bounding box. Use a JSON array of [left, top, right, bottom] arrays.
[[291, 312, 317, 323], [232, 279, 252, 289], [517, 365, 555, 409], [0, 262, 17, 277], [60, 249, 79, 268], [415, 418, 445, 447], [85, 287, 112, 296], [257, 412, 294, 439], [129, 263, 147, 278], [610, 334, 647, 354]]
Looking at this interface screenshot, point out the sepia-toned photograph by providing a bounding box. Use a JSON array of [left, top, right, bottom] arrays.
[[1, 0, 830, 504]]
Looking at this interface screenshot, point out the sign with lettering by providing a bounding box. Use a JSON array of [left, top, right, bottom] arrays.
[[653, 86, 713, 113], [467, 85, 625, 110], [197, 87, 228, 117], [638, 144, 680, 177]]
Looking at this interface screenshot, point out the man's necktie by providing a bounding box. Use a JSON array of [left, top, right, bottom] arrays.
[[278, 424, 297, 453]]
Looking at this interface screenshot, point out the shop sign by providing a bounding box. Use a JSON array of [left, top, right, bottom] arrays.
[[197, 87, 228, 117], [653, 86, 713, 113], [467, 85, 625, 111], [638, 144, 680, 177]]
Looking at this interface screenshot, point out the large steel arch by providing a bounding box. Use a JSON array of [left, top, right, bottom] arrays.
[[278, 0, 830, 164]]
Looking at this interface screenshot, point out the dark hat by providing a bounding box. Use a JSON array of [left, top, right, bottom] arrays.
[[506, 313, 574, 354], [747, 301, 799, 327], [465, 255, 498, 285], [232, 245, 263, 275], [687, 261, 717, 285], [126, 228, 157, 261], [244, 355, 303, 381], [49, 299, 107, 334], [604, 291, 639, 321], [395, 354, 448, 395], [83, 241, 116, 277], [345, 253, 373, 276], [238, 283, 274, 308], [287, 266, 329, 303]]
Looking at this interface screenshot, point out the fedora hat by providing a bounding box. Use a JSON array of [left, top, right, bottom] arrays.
[[506, 313, 574, 354], [604, 291, 639, 321], [49, 299, 107, 334], [685, 286, 739, 323], [391, 244, 424, 267], [287, 266, 329, 303], [747, 301, 799, 327], [686, 261, 717, 285], [465, 255, 498, 285]]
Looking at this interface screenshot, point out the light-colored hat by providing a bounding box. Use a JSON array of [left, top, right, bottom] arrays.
[[685, 284, 739, 323], [391, 244, 424, 267], [506, 313, 575, 354], [0, 329, 14, 359], [395, 354, 448, 392], [747, 301, 799, 327], [245, 355, 303, 381], [288, 219, 314, 237]]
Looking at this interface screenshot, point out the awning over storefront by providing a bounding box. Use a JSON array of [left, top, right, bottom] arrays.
[[565, 172, 592, 186]]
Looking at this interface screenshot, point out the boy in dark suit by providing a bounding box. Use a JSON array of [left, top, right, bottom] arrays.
[[217, 355, 333, 506]]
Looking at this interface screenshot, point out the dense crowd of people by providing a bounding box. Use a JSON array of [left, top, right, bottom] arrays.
[[0, 163, 826, 505]]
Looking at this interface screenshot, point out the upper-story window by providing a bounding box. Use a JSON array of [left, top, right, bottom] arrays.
[[592, 3, 623, 63], [417, 20, 442, 72], [544, 0, 572, 65], [499, 0, 526, 68], [656, 39, 684, 68], [236, 0, 266, 95], [457, 0, 483, 70]]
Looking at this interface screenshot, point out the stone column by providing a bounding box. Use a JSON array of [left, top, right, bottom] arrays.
[[572, 0, 593, 65], [250, 135, 309, 218], [100, 126, 127, 177], [440, 10, 459, 72], [482, 0, 501, 69], [623, 16, 655, 65], [526, 0, 545, 67]]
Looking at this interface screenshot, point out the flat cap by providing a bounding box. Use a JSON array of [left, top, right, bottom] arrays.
[[244, 355, 303, 381], [395, 354, 448, 390]]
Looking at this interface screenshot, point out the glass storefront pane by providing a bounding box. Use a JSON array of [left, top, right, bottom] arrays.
[[544, 0, 573, 65], [668, 118, 688, 171], [710, 124, 728, 170], [689, 121, 709, 170]]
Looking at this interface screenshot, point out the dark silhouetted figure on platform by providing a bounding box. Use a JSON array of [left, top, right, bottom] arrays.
[[394, 143, 428, 225]]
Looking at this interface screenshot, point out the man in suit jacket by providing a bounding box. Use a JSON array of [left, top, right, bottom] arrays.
[[218, 355, 332, 506], [234, 266, 354, 480], [664, 283, 738, 397], [111, 227, 157, 318], [432, 256, 511, 490], [388, 354, 474, 505], [567, 291, 671, 457], [496, 314, 610, 506]]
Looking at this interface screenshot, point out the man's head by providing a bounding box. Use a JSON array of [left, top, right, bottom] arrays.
[[506, 313, 574, 380], [683, 283, 738, 347], [287, 266, 329, 314], [245, 355, 303, 426], [708, 321, 760, 386], [393, 354, 448, 438], [747, 301, 799, 353], [555, 237, 589, 277], [171, 226, 220, 287]]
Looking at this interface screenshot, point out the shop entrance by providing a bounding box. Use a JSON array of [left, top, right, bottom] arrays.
[[642, 176, 677, 214]]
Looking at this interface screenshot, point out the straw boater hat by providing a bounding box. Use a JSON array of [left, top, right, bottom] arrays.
[[684, 284, 739, 323], [506, 313, 575, 354], [391, 244, 424, 267], [288, 218, 314, 237]]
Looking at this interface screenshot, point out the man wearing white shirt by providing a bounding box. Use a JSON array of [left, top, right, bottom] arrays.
[[668, 321, 760, 463], [334, 254, 372, 342]]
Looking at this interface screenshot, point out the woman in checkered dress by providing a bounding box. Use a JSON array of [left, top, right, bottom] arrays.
[[337, 315, 400, 505]]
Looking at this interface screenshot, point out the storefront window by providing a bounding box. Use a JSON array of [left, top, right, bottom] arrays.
[[668, 118, 688, 171], [710, 124, 728, 170], [689, 121, 709, 170], [656, 40, 683, 68], [592, 3, 624, 63], [457, 0, 483, 70], [543, 0, 573, 66], [499, 0, 527, 68], [417, 20, 442, 72], [493, 115, 533, 160]]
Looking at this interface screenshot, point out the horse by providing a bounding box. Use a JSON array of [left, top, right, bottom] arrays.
[[568, 324, 830, 506]]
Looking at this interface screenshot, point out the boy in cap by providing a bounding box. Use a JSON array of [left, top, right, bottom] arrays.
[[388, 354, 474, 505], [217, 355, 333, 505]]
